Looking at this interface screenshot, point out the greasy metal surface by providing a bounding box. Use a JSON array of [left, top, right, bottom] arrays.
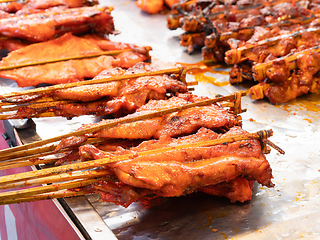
[[63, 196, 118, 240], [91, 1, 320, 239], [0, 0, 320, 239]]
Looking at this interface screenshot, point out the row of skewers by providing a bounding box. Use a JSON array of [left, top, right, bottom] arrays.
[[167, 0, 320, 103], [0, 0, 285, 208]]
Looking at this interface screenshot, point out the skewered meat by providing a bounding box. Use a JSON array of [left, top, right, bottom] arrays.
[[136, 0, 165, 14], [80, 127, 265, 164], [0, 5, 114, 43], [226, 27, 320, 81], [0, 33, 151, 87], [168, 0, 320, 103], [76, 126, 273, 207], [136, 0, 179, 14], [2, 62, 188, 119], [83, 176, 254, 207], [249, 47, 320, 103], [111, 155, 271, 195], [56, 93, 241, 150], [12, 74, 188, 118], [167, 0, 320, 54]]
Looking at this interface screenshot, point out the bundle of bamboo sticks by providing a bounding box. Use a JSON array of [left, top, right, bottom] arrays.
[[0, 127, 284, 205]]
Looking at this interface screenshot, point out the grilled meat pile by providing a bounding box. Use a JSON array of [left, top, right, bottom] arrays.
[[168, 0, 320, 103]]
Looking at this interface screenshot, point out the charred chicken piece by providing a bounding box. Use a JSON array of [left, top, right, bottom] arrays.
[[249, 47, 320, 103], [76, 126, 273, 207], [56, 93, 241, 150]]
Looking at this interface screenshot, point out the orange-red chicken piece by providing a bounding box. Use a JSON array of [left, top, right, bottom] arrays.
[[75, 127, 273, 207], [0, 33, 150, 87]]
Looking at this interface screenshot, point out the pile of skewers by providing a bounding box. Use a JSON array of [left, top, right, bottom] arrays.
[[167, 0, 320, 103], [0, 0, 285, 208], [0, 89, 284, 207]]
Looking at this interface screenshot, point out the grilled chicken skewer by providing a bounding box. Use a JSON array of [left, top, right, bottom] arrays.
[[248, 46, 320, 103], [0, 33, 152, 87], [0, 92, 245, 165], [0, 88, 285, 207], [0, 62, 191, 119], [0, 127, 282, 206]]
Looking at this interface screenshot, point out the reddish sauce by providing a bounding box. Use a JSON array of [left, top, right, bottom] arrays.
[[275, 94, 320, 123], [179, 61, 230, 87]]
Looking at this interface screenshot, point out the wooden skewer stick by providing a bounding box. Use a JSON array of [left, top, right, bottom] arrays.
[[0, 128, 284, 188], [0, 158, 58, 171], [0, 112, 57, 119], [0, 92, 245, 158], [0, 137, 105, 162], [0, 100, 74, 113], [0, 190, 87, 205], [0, 177, 106, 201], [0, 66, 194, 100], [0, 96, 56, 106], [0, 169, 110, 190]]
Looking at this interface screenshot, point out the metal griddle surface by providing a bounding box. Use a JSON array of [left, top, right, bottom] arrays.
[[1, 1, 320, 239]]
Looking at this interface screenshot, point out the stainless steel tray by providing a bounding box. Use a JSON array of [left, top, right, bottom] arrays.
[[1, 0, 320, 239]]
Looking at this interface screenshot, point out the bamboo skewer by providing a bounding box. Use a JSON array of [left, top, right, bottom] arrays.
[[0, 100, 74, 113], [0, 177, 106, 202], [0, 92, 246, 158], [0, 128, 284, 189], [0, 158, 58, 171], [0, 142, 110, 170], [0, 169, 110, 190], [0, 190, 87, 205], [0, 137, 105, 162], [0, 112, 59, 119], [0, 48, 152, 71], [0, 97, 56, 106]]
